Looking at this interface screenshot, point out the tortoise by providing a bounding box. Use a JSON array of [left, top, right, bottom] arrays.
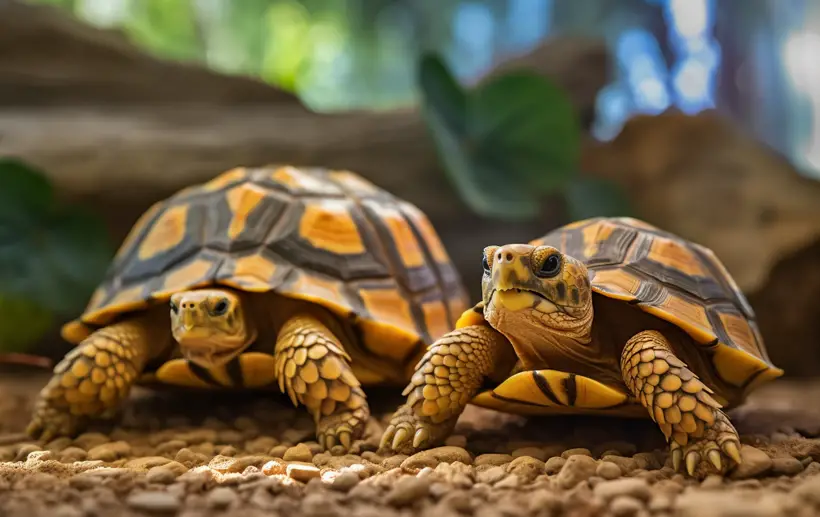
[[381, 216, 783, 475], [27, 165, 469, 452]]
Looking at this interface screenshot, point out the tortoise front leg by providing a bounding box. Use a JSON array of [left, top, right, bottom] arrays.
[[273, 313, 369, 452], [27, 314, 166, 442], [620, 330, 742, 476], [380, 324, 516, 455]]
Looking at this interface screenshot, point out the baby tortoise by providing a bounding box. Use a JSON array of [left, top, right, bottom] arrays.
[[382, 217, 783, 474], [27, 165, 469, 452]]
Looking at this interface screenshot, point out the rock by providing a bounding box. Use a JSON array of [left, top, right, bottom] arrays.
[[386, 476, 430, 506], [146, 466, 180, 485], [125, 491, 181, 513], [208, 455, 240, 473], [595, 441, 637, 457], [792, 475, 820, 505], [14, 444, 42, 462], [494, 474, 520, 489], [477, 466, 507, 485], [675, 490, 784, 517], [59, 447, 87, 463], [527, 491, 563, 514], [700, 474, 723, 489], [180, 429, 218, 445], [561, 448, 593, 459], [261, 460, 286, 475], [610, 496, 644, 517], [206, 487, 238, 509], [632, 452, 662, 470], [506, 456, 545, 483], [771, 456, 803, 476], [401, 447, 472, 470], [175, 448, 208, 468], [601, 455, 638, 474], [302, 492, 337, 516], [244, 436, 278, 454], [330, 471, 360, 492], [475, 454, 513, 467], [595, 461, 622, 480], [218, 445, 238, 456], [124, 456, 171, 470], [511, 447, 548, 461], [86, 441, 131, 462], [73, 432, 110, 450], [593, 478, 651, 502], [286, 463, 321, 483], [382, 454, 408, 470], [444, 435, 468, 448], [269, 445, 289, 458], [545, 456, 566, 475], [155, 440, 187, 456], [283, 443, 313, 462], [555, 455, 598, 489], [730, 446, 773, 479]]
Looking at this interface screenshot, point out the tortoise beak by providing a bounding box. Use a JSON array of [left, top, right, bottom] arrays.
[[181, 309, 196, 331]]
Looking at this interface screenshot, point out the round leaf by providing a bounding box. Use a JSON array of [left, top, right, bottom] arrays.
[[565, 176, 633, 221]]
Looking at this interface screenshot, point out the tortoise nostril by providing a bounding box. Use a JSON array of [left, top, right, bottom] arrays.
[[505, 253, 513, 261]]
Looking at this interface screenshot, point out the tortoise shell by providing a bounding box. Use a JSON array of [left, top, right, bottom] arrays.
[[464, 216, 783, 416], [62, 166, 470, 376]]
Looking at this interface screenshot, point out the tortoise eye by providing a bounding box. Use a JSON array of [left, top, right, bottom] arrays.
[[212, 299, 229, 316], [482, 253, 490, 273], [537, 254, 562, 278], [170, 301, 179, 314]]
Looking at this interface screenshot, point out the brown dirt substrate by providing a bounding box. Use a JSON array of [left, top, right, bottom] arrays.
[[2, 370, 820, 517]]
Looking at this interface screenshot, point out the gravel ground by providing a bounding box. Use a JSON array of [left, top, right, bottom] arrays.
[[2, 369, 820, 517]]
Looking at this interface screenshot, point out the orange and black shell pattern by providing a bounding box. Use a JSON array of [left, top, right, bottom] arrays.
[[530, 216, 783, 393], [61, 166, 470, 374]]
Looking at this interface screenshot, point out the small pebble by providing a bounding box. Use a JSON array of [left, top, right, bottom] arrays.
[[245, 436, 278, 454], [475, 454, 514, 467], [596, 461, 622, 480], [555, 455, 598, 489], [730, 446, 773, 479], [330, 471, 361, 492], [506, 456, 545, 482], [287, 463, 321, 483], [126, 491, 181, 513], [445, 435, 468, 448], [206, 487, 238, 509], [512, 447, 548, 461], [401, 447, 472, 469], [146, 466, 180, 485], [771, 456, 803, 476], [561, 448, 593, 459], [545, 456, 566, 475], [283, 443, 313, 462], [700, 474, 723, 489], [73, 432, 110, 450], [59, 447, 87, 463], [610, 495, 644, 517], [593, 478, 651, 502], [386, 476, 430, 506], [269, 445, 289, 458]]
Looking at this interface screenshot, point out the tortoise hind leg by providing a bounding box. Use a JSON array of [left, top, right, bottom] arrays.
[[274, 313, 369, 452], [27, 313, 166, 442], [620, 330, 742, 476]]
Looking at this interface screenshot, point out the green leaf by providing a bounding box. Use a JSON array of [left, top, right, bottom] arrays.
[[564, 176, 634, 221], [418, 54, 582, 220], [0, 159, 114, 352], [0, 296, 53, 354], [471, 72, 581, 191]]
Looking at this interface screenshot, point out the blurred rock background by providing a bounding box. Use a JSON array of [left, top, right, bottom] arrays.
[[0, 0, 819, 378]]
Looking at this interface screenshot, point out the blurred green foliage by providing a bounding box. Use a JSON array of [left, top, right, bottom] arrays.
[[419, 53, 630, 221], [0, 159, 114, 352]]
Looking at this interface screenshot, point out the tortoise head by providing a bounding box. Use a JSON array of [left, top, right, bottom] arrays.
[[170, 288, 257, 368], [481, 244, 594, 341]]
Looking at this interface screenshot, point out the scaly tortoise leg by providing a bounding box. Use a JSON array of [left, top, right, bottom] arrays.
[[26, 314, 163, 442], [620, 330, 742, 476], [274, 313, 369, 453], [380, 324, 516, 455]]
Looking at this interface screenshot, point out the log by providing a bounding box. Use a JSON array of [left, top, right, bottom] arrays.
[[581, 109, 820, 376]]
